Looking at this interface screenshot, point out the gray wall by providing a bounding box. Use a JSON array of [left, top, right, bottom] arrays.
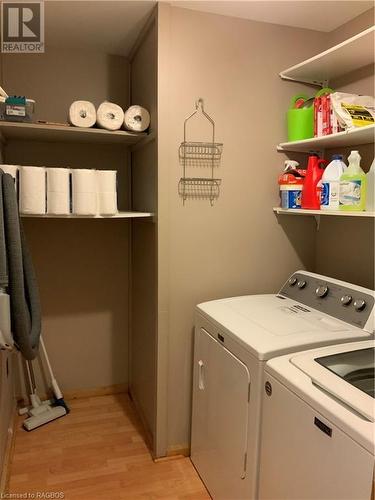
[[129, 18, 158, 447], [157, 4, 327, 451], [0, 48, 131, 395], [315, 9, 374, 288]]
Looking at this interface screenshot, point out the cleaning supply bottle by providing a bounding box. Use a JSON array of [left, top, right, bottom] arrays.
[[301, 152, 327, 210], [366, 159, 375, 212], [339, 150, 367, 211], [320, 154, 347, 210]]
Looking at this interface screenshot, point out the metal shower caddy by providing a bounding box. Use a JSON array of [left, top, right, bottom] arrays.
[[178, 98, 223, 205]]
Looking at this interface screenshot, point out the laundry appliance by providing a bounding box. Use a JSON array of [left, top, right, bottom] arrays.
[[259, 340, 374, 500], [190, 271, 374, 499]]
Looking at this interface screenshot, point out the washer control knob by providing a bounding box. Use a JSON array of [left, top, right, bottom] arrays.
[[316, 285, 329, 298], [354, 299, 366, 311], [288, 277, 297, 286], [297, 280, 307, 289], [341, 295, 352, 306]]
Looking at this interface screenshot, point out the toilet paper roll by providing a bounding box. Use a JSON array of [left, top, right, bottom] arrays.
[[97, 192, 117, 215], [0, 164, 19, 191], [47, 168, 70, 215], [72, 192, 97, 216], [96, 170, 117, 193], [68, 101, 96, 128], [124, 105, 150, 132], [96, 170, 117, 215], [19, 166, 46, 215], [71, 169, 97, 215], [96, 102, 124, 131]]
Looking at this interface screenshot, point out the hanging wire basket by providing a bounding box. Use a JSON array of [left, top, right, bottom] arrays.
[[179, 98, 223, 205], [178, 178, 221, 201], [179, 141, 223, 168]]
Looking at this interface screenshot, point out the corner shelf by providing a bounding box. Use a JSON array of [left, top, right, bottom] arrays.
[[21, 211, 153, 219], [273, 207, 375, 218], [279, 26, 375, 86], [0, 121, 147, 145], [277, 125, 375, 153]]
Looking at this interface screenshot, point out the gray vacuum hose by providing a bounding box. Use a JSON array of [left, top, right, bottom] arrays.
[[0, 170, 41, 360]]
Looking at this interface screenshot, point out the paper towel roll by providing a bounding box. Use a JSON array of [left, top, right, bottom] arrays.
[[68, 101, 96, 128], [47, 168, 70, 215], [96, 170, 117, 215], [0, 164, 19, 191], [124, 105, 150, 132], [19, 166, 46, 215], [71, 169, 97, 215], [96, 102, 124, 131]]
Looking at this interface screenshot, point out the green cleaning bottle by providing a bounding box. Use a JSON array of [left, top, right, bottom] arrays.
[[339, 150, 367, 211]]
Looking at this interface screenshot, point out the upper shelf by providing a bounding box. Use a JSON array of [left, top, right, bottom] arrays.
[[280, 26, 375, 86], [278, 124, 375, 152], [0, 121, 147, 145]]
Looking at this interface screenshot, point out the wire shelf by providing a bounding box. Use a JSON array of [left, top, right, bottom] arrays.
[[178, 178, 221, 201], [179, 141, 223, 167]]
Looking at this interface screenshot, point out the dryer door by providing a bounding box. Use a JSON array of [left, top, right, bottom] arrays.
[[191, 327, 250, 500]]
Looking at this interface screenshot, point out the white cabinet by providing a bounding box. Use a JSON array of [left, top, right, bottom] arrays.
[[191, 327, 250, 499]]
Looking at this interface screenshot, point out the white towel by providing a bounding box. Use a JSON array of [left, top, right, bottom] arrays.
[[0, 164, 19, 191], [96, 102, 124, 131], [71, 169, 97, 215], [124, 105, 150, 132], [19, 166, 46, 215], [96, 170, 117, 215], [68, 101, 96, 128], [47, 168, 70, 215]]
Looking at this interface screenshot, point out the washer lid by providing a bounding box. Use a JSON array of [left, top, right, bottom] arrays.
[[197, 294, 371, 360], [291, 343, 374, 422]]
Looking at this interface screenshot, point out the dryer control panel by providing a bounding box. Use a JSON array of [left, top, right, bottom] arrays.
[[279, 272, 375, 331]]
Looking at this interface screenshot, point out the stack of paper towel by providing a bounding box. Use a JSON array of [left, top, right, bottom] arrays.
[[1, 164, 119, 216]]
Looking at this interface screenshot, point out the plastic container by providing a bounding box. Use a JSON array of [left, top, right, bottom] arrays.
[[287, 94, 314, 142], [279, 184, 303, 209], [301, 153, 327, 210], [0, 96, 35, 123], [321, 154, 347, 210], [339, 150, 367, 211], [366, 159, 374, 212]]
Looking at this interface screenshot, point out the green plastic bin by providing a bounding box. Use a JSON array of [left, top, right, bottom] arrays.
[[287, 94, 314, 142]]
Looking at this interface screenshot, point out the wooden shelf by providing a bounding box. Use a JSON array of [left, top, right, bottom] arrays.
[[21, 211, 153, 219], [278, 125, 375, 153], [0, 121, 147, 145], [280, 26, 375, 86], [273, 207, 375, 218]]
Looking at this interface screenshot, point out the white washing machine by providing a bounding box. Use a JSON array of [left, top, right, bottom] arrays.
[[259, 340, 374, 500], [190, 271, 374, 500]]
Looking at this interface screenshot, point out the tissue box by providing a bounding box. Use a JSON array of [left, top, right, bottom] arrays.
[[0, 96, 35, 122]]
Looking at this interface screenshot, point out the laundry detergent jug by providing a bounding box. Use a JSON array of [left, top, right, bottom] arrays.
[[301, 153, 328, 210]]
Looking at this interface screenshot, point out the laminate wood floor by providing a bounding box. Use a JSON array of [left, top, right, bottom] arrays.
[[8, 394, 210, 500]]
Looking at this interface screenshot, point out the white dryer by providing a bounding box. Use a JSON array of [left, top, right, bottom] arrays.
[[191, 271, 374, 500], [259, 340, 374, 500]]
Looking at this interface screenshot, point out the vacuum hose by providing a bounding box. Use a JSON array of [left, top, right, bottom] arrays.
[[0, 170, 41, 360]]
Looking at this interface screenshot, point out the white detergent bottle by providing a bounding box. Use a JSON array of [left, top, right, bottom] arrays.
[[340, 150, 367, 211], [366, 159, 375, 212], [321, 154, 347, 210]]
